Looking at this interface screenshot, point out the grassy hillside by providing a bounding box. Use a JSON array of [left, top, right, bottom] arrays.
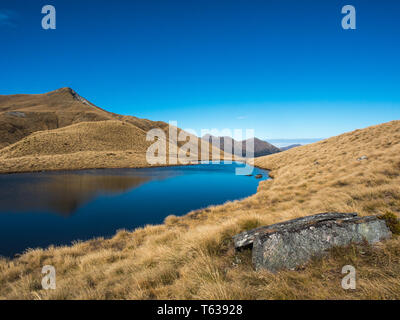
[[0, 120, 399, 299], [0, 121, 151, 158], [0, 88, 111, 148], [0, 87, 170, 147], [0, 88, 228, 173]]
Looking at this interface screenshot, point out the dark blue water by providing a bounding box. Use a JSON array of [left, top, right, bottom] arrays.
[[0, 163, 267, 257]]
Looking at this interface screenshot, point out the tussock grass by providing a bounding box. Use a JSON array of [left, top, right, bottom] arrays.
[[0, 119, 229, 173], [379, 212, 400, 235], [1, 120, 400, 299], [0, 88, 229, 173]]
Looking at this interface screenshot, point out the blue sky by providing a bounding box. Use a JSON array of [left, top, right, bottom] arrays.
[[0, 0, 399, 139]]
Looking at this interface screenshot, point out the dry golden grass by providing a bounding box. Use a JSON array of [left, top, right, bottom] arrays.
[[0, 120, 229, 173], [0, 150, 151, 174], [1, 120, 400, 300], [0, 88, 112, 148], [0, 87, 172, 148], [0, 88, 227, 173], [0, 120, 151, 158]]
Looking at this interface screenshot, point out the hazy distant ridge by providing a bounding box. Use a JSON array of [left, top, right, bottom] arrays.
[[202, 134, 281, 158]]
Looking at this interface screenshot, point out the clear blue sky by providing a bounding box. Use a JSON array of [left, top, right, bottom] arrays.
[[0, 0, 399, 139]]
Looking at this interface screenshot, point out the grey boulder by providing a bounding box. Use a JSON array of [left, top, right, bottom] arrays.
[[233, 212, 391, 272]]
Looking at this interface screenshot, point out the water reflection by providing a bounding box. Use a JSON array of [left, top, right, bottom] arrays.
[[0, 164, 268, 257], [0, 172, 157, 215]]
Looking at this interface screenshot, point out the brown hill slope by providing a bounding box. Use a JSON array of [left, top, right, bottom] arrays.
[[0, 87, 171, 149], [202, 134, 281, 157], [1, 120, 400, 299], [245, 137, 281, 157], [0, 120, 227, 173], [0, 88, 228, 172], [0, 121, 151, 158], [0, 87, 111, 148], [253, 120, 400, 217]]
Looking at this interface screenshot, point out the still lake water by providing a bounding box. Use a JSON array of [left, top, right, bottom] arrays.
[[0, 163, 267, 257]]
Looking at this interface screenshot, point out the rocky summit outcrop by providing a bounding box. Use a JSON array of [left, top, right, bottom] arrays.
[[234, 212, 392, 272]]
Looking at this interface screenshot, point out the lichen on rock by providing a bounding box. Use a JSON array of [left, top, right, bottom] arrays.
[[233, 212, 392, 272]]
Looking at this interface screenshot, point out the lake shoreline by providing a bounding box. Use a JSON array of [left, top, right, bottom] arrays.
[[0, 157, 250, 175], [0, 151, 240, 175], [0, 163, 268, 258]]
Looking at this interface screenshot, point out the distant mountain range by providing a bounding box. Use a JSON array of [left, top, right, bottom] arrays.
[[280, 144, 302, 151], [267, 138, 323, 149], [202, 134, 281, 158], [201, 135, 316, 157]]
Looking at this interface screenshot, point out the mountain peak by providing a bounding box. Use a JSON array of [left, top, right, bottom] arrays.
[[202, 134, 281, 157], [51, 87, 74, 94], [50, 87, 96, 107]]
